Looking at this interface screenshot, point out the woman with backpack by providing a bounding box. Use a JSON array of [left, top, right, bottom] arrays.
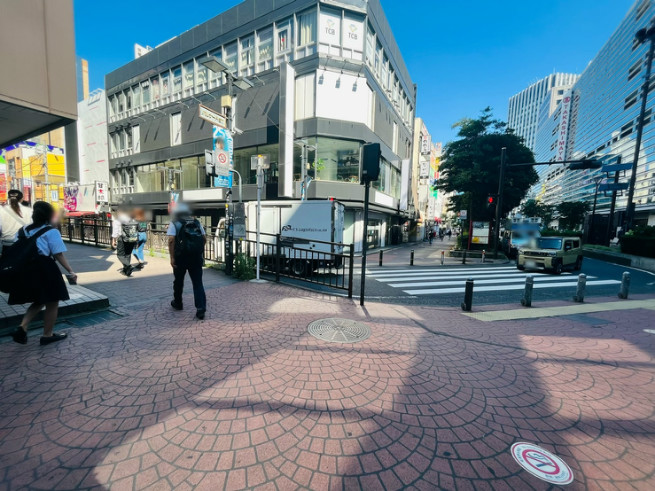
[[9, 201, 77, 345], [0, 189, 32, 256]]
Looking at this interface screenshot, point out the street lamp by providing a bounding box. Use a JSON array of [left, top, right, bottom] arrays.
[[625, 19, 655, 231]]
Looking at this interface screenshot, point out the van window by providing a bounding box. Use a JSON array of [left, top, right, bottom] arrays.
[[572, 240, 580, 248]]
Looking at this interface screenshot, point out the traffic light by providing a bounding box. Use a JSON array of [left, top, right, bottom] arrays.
[[569, 159, 602, 170], [361, 143, 381, 183], [487, 194, 496, 210]]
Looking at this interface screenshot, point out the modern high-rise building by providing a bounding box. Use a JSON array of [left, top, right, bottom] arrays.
[[105, 0, 416, 251], [508, 73, 579, 151], [533, 0, 655, 229]]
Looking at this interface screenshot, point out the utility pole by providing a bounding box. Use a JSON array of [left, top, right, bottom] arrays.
[[589, 176, 605, 244], [626, 20, 655, 231], [493, 147, 507, 258]]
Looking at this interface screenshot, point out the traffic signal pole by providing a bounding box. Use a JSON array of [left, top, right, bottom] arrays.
[[493, 147, 507, 258]]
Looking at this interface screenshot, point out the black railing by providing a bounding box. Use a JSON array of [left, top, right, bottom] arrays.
[[58, 219, 354, 297], [237, 231, 355, 297]]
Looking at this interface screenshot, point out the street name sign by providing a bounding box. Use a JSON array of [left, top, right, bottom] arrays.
[[198, 104, 227, 128]]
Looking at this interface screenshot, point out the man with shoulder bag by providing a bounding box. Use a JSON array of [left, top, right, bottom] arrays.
[[167, 203, 207, 319], [111, 207, 139, 277]]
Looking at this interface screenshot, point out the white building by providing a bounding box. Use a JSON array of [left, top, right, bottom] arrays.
[[508, 73, 579, 151], [76, 89, 109, 185]]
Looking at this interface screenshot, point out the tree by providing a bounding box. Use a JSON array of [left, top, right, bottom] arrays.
[[438, 108, 539, 221], [556, 201, 589, 230], [521, 199, 555, 227]]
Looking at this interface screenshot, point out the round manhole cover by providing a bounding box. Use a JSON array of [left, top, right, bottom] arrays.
[[307, 318, 371, 344]]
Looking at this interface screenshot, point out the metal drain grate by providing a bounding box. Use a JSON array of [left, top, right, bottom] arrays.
[[307, 318, 372, 344]]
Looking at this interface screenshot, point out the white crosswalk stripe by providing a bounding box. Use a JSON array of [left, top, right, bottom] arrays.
[[366, 265, 621, 296]]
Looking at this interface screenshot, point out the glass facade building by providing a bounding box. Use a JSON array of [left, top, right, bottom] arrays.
[[105, 0, 416, 249], [533, 0, 655, 227]]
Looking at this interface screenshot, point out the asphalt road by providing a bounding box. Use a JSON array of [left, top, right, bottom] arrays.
[[358, 256, 655, 307]]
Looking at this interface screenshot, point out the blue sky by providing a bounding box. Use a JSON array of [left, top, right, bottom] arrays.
[[75, 0, 635, 144]]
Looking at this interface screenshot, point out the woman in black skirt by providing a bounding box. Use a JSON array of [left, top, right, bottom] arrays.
[[10, 202, 77, 346]]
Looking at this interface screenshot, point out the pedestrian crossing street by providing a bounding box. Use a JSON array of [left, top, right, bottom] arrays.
[[366, 265, 622, 296]]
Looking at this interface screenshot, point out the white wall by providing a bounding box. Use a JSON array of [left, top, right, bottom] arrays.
[[315, 71, 372, 127], [76, 90, 109, 185]]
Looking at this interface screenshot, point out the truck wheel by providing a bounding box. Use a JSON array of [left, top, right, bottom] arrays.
[[291, 260, 307, 277], [574, 256, 583, 271]]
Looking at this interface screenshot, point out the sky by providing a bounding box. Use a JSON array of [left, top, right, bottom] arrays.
[[74, 0, 635, 144]]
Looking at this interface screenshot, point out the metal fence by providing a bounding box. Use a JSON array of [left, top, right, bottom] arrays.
[[58, 218, 354, 297]]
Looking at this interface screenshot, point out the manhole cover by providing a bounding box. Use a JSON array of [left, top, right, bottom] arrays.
[[307, 318, 371, 344]]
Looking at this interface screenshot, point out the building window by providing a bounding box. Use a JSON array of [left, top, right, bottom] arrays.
[[132, 84, 141, 109], [223, 42, 237, 74], [297, 10, 316, 47], [275, 18, 293, 65], [126, 89, 132, 111], [628, 60, 642, 81], [366, 24, 375, 68], [209, 49, 223, 88], [117, 92, 125, 113], [314, 137, 362, 183], [161, 72, 170, 99], [151, 76, 160, 102], [172, 66, 182, 94], [257, 28, 273, 71], [375, 41, 382, 76], [170, 112, 182, 146], [133, 125, 140, 154], [240, 35, 255, 76], [196, 60, 208, 90], [141, 80, 150, 105], [625, 90, 638, 110], [183, 61, 194, 94]]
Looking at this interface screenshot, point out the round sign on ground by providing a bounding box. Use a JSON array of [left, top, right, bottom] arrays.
[[511, 442, 574, 485], [307, 318, 371, 344]]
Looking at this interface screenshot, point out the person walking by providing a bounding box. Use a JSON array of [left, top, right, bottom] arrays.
[[428, 227, 434, 245], [112, 207, 138, 276], [8, 201, 77, 345], [447, 228, 452, 240], [132, 208, 148, 270], [167, 204, 206, 320], [0, 190, 32, 256]]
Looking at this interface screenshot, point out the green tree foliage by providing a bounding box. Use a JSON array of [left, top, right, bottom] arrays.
[[556, 201, 589, 230], [438, 108, 539, 221], [521, 199, 555, 226]]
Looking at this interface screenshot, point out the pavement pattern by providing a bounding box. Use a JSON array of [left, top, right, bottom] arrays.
[[1, 282, 654, 490]]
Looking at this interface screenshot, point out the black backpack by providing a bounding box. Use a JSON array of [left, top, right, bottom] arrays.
[[121, 221, 139, 243], [173, 218, 205, 258], [0, 226, 52, 294]]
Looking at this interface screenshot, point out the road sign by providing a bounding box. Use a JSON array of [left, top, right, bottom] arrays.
[[459, 210, 468, 219], [602, 162, 632, 173], [599, 182, 629, 192], [511, 442, 574, 485], [198, 104, 226, 128], [215, 150, 230, 176], [250, 154, 271, 170]]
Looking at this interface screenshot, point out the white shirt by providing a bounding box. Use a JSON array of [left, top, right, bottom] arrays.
[[18, 225, 67, 257], [111, 213, 133, 239], [0, 204, 32, 243]]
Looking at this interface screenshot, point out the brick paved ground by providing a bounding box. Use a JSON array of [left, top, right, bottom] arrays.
[[1, 281, 654, 490]]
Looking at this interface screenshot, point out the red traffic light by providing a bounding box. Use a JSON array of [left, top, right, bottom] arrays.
[[487, 196, 495, 204]]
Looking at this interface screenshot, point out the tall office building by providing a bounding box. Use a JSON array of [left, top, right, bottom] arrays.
[[105, 0, 416, 251], [508, 73, 579, 151], [533, 0, 655, 228]]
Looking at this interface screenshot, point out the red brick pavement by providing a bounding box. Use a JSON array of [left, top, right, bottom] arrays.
[[1, 283, 654, 490]]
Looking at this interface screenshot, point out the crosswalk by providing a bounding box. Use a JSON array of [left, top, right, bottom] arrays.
[[366, 266, 621, 296]]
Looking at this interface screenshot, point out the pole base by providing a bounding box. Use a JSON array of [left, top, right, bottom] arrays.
[[249, 279, 268, 284]]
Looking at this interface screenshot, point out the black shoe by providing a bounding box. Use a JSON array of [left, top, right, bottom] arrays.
[[40, 332, 67, 345], [11, 328, 27, 345], [171, 300, 183, 311], [134, 263, 145, 270], [196, 310, 205, 320]]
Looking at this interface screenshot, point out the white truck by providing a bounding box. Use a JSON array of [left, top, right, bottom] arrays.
[[246, 200, 346, 276]]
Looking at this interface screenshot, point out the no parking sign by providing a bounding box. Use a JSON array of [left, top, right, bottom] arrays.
[[511, 442, 574, 485]]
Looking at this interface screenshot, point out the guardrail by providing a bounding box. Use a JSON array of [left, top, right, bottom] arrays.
[[58, 219, 354, 297]]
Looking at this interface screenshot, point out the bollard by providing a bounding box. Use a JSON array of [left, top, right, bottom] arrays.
[[573, 273, 587, 303], [441, 250, 445, 265], [618, 271, 631, 299], [481, 250, 486, 264], [462, 250, 467, 265], [521, 275, 534, 307], [379, 250, 384, 267], [410, 249, 414, 266], [461, 278, 474, 311]]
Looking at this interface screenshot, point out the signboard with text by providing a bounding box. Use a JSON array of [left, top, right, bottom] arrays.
[[199, 104, 226, 128], [213, 127, 233, 188]]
